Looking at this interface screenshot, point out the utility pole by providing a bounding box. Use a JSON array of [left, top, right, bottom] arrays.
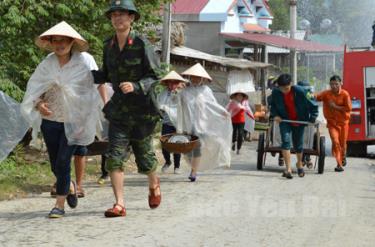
[[162, 2, 172, 64], [290, 0, 297, 84]]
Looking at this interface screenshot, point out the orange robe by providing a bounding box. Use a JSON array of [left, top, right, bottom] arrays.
[[316, 89, 351, 165]]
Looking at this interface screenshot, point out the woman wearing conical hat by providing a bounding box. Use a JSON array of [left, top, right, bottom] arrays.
[[158, 71, 187, 174], [174, 63, 232, 181], [21, 21, 102, 218], [226, 90, 254, 155]]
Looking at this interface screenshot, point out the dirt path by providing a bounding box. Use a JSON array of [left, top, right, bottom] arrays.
[[0, 141, 375, 247]]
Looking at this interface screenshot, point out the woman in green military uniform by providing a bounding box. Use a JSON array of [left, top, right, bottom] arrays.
[[92, 0, 161, 217]]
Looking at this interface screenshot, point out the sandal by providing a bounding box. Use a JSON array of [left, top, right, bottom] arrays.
[[297, 168, 305, 177], [188, 171, 197, 182], [282, 171, 293, 179], [104, 203, 126, 217], [67, 181, 78, 209], [77, 188, 85, 198], [148, 178, 161, 209]]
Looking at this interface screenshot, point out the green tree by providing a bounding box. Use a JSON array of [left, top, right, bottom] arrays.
[[268, 0, 290, 31], [0, 0, 171, 91]]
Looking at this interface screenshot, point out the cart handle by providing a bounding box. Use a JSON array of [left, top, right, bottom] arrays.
[[279, 119, 319, 126]]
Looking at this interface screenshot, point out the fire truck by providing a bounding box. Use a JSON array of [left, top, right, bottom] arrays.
[[343, 47, 375, 156]]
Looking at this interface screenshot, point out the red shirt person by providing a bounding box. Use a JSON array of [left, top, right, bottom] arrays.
[[226, 91, 254, 154]]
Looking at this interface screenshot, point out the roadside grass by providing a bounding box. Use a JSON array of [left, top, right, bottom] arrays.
[[0, 137, 163, 201], [0, 146, 102, 201]]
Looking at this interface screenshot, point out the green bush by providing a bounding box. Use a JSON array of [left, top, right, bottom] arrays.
[[0, 77, 25, 102]]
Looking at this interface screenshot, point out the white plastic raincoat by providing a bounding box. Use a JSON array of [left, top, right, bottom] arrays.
[[0, 91, 29, 163], [158, 85, 232, 169], [21, 52, 101, 146]]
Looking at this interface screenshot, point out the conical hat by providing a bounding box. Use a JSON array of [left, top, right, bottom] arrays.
[[230, 90, 249, 99], [35, 21, 88, 52], [181, 63, 212, 81], [160, 71, 187, 85]]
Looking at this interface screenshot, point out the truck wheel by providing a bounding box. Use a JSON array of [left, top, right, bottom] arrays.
[[346, 142, 367, 157], [257, 133, 265, 170], [318, 136, 325, 174]]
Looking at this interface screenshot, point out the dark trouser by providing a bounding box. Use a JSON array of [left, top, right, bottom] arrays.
[[101, 155, 108, 177], [161, 124, 181, 168], [74, 145, 87, 156], [41, 119, 77, 195], [232, 123, 245, 150]]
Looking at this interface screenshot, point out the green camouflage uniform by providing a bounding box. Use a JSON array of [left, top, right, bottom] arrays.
[[93, 31, 160, 173]]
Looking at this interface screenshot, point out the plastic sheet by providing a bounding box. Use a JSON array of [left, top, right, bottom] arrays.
[[271, 122, 316, 149], [158, 85, 233, 169], [21, 52, 101, 146], [0, 91, 29, 163], [226, 70, 255, 95]]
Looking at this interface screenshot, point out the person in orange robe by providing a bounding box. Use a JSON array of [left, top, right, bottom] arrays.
[[315, 75, 352, 172]]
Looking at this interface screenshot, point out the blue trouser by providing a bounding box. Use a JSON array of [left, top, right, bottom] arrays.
[[279, 122, 305, 153], [41, 119, 77, 195], [161, 124, 181, 168], [74, 145, 87, 156]]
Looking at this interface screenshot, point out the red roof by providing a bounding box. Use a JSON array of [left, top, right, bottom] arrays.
[[172, 0, 209, 14], [221, 32, 343, 53], [243, 24, 269, 33]]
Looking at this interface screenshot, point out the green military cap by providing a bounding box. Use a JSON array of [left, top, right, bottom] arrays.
[[105, 0, 140, 21]]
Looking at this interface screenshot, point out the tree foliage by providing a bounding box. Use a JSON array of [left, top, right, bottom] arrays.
[[0, 0, 171, 91], [298, 0, 375, 46], [268, 0, 290, 31]]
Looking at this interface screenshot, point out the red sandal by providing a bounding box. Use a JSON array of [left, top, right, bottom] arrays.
[[104, 203, 126, 217], [148, 178, 161, 209]]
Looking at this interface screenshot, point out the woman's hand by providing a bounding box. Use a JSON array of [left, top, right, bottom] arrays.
[[119, 82, 134, 94], [37, 102, 52, 116]]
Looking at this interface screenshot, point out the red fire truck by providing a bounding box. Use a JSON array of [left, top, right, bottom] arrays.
[[343, 47, 375, 156]]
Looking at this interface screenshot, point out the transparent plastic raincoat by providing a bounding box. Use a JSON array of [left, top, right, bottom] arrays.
[[0, 91, 29, 163], [158, 85, 232, 169], [21, 52, 101, 146]]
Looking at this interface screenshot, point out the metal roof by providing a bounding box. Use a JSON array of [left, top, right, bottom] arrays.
[[171, 46, 271, 69], [221, 32, 344, 53], [172, 0, 209, 14], [243, 23, 269, 33]]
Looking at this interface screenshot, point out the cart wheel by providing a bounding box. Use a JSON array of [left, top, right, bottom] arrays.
[[257, 133, 265, 170], [318, 136, 325, 174]]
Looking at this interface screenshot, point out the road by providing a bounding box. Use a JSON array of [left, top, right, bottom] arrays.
[[0, 141, 374, 247]]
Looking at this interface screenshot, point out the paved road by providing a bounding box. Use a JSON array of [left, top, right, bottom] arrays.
[[0, 141, 374, 247]]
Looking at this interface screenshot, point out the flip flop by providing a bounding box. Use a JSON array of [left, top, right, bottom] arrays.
[[282, 170, 293, 179], [297, 168, 305, 177], [188, 171, 197, 182]]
